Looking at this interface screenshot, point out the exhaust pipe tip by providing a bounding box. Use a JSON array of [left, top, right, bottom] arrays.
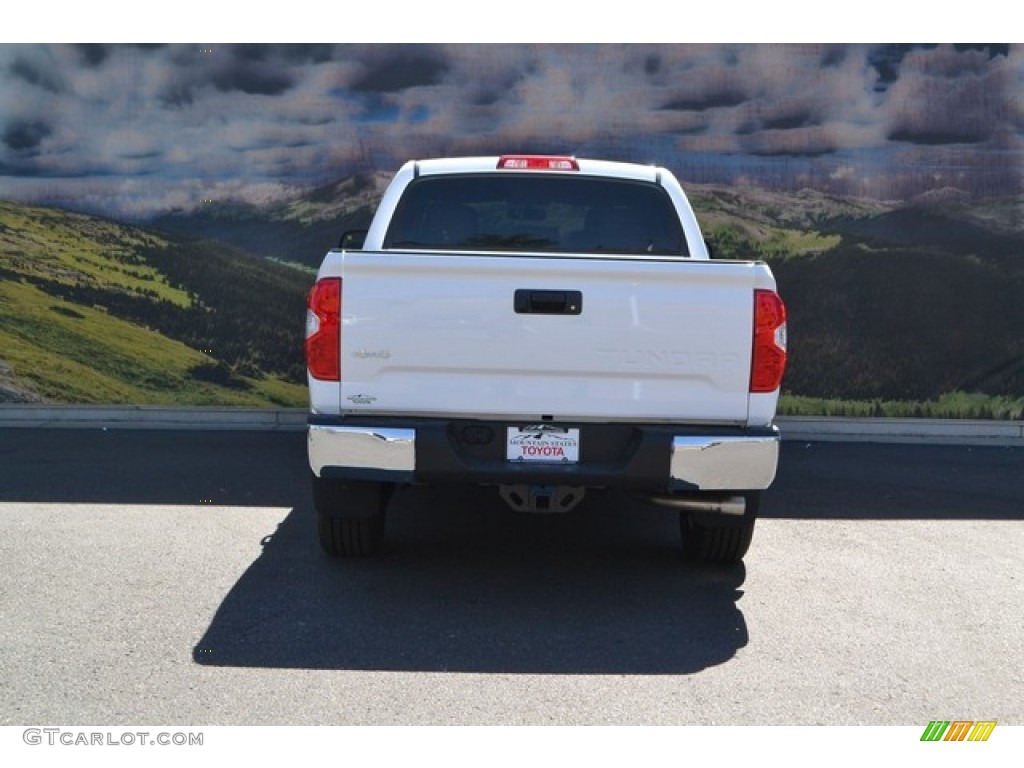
[[645, 493, 747, 517]]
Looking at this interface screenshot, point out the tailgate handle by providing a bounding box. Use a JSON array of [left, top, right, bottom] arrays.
[[514, 289, 582, 315]]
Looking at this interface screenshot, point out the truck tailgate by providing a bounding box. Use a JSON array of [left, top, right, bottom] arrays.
[[339, 251, 761, 424]]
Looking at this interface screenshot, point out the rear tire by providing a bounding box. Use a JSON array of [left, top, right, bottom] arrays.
[[680, 491, 759, 565], [312, 475, 390, 557]]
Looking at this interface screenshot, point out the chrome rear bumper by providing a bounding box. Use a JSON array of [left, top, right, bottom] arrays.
[[308, 424, 416, 481], [669, 431, 780, 490], [309, 420, 779, 491]]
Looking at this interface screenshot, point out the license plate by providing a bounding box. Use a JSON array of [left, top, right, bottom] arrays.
[[506, 426, 580, 464]]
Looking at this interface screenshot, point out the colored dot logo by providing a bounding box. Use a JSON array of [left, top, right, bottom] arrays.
[[921, 720, 997, 742]]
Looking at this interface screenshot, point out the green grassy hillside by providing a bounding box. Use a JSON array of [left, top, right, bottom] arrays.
[[0, 201, 308, 406], [689, 187, 1024, 417]]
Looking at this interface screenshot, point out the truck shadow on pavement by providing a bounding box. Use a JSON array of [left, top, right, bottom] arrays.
[[193, 486, 749, 674]]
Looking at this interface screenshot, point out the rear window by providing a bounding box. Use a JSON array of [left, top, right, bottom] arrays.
[[383, 174, 687, 256]]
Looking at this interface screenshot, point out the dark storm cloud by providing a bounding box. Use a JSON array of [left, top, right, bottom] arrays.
[[280, 44, 336, 64], [734, 119, 758, 137], [349, 47, 450, 93], [762, 111, 820, 131], [470, 87, 503, 107], [745, 141, 836, 158], [882, 45, 1015, 148], [10, 55, 63, 93], [736, 115, 838, 157], [233, 44, 270, 63], [155, 44, 300, 105], [659, 89, 747, 112], [3, 119, 51, 151], [117, 146, 163, 160], [667, 123, 708, 137], [212, 63, 293, 96], [158, 84, 195, 108], [210, 45, 297, 94], [74, 44, 109, 68], [225, 43, 336, 66], [867, 44, 938, 92], [642, 47, 752, 114], [151, 44, 336, 107], [953, 44, 1010, 59], [866, 44, 1009, 93], [469, 67, 527, 107], [820, 46, 846, 68], [887, 126, 988, 145]]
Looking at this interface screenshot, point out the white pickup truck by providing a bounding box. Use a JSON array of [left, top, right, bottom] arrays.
[[305, 155, 787, 564]]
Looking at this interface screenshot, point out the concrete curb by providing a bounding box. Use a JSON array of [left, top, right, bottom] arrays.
[[0, 405, 307, 431], [0, 405, 1021, 447], [776, 415, 1024, 447]]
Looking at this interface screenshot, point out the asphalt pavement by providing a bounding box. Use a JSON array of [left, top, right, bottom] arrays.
[[0, 429, 1021, 725]]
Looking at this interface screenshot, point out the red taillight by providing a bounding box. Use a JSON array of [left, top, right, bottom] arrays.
[[750, 289, 787, 393], [305, 277, 341, 381], [497, 155, 579, 171]]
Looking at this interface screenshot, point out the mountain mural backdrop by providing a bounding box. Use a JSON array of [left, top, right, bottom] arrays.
[[1, 43, 1022, 416]]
